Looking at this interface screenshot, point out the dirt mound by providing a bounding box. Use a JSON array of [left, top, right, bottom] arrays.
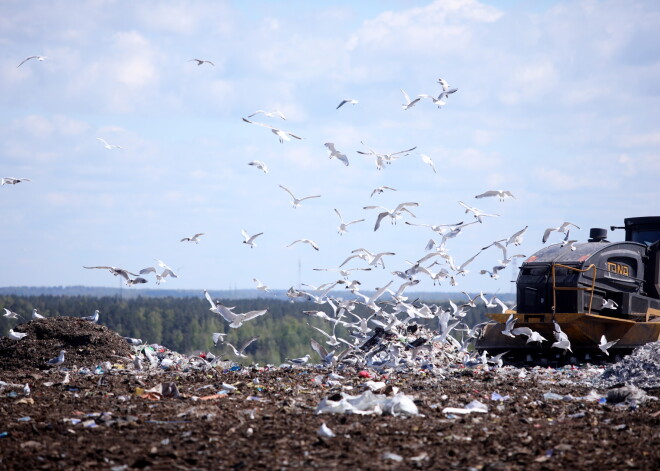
[[0, 317, 133, 370]]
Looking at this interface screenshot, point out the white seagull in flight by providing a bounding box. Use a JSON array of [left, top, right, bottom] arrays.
[[336, 98, 358, 109], [180, 233, 205, 244], [335, 208, 365, 235], [458, 201, 500, 223], [475, 190, 515, 202], [242, 117, 302, 143], [248, 160, 269, 173], [1, 177, 32, 185], [543, 222, 580, 243], [400, 88, 421, 110], [286, 239, 320, 251], [242, 230, 263, 248], [248, 110, 286, 120], [420, 154, 437, 173], [96, 138, 122, 150], [188, 58, 215, 66], [17, 55, 47, 67], [279, 184, 321, 208], [324, 143, 349, 166]]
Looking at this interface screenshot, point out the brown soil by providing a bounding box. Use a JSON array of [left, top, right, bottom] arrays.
[[1, 318, 659, 470]]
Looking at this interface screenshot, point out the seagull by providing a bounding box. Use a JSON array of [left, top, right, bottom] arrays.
[[242, 229, 263, 248], [317, 422, 336, 438], [1, 177, 32, 185], [357, 142, 417, 170], [419, 154, 437, 173], [598, 334, 619, 356], [96, 137, 122, 150], [370, 186, 397, 197], [8, 329, 27, 340], [3, 308, 24, 320], [180, 233, 205, 243], [188, 58, 214, 66], [336, 99, 358, 109], [212, 332, 227, 346], [335, 209, 365, 235], [475, 190, 515, 202], [310, 338, 336, 365], [552, 321, 572, 353], [561, 239, 577, 251], [458, 201, 500, 223], [225, 337, 259, 358], [363, 202, 420, 231], [17, 55, 47, 67], [287, 239, 320, 251], [511, 327, 546, 344], [324, 143, 349, 166], [242, 117, 302, 143], [286, 354, 311, 366], [46, 350, 66, 366], [139, 260, 178, 284], [81, 310, 100, 322], [400, 88, 421, 110], [501, 313, 517, 338], [248, 160, 269, 173], [543, 222, 580, 243], [125, 276, 148, 286], [506, 226, 528, 246], [32, 309, 45, 319], [417, 93, 446, 108], [437, 78, 458, 99], [482, 240, 525, 266], [204, 290, 268, 328], [279, 184, 321, 208], [83, 265, 139, 281], [253, 278, 271, 292], [601, 299, 618, 310], [124, 337, 143, 345], [448, 250, 483, 276], [341, 248, 396, 269], [248, 110, 286, 120], [480, 266, 507, 279]]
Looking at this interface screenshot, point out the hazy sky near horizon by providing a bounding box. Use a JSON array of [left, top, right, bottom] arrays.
[[1, 0, 659, 296]]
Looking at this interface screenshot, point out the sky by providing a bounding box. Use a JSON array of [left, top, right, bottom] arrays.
[[1, 0, 659, 297]]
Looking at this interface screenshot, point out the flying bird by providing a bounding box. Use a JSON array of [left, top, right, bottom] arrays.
[[3, 308, 23, 320], [96, 138, 122, 150], [247, 110, 286, 120], [370, 186, 397, 197], [212, 332, 227, 346], [188, 58, 214, 66], [601, 298, 618, 310], [336, 99, 358, 109], [542, 222, 580, 243], [420, 154, 437, 173], [437, 78, 458, 99], [279, 184, 321, 208], [1, 177, 32, 185], [598, 334, 619, 356], [417, 93, 446, 108], [287, 239, 320, 251], [204, 290, 268, 328], [334, 209, 365, 235], [252, 278, 271, 292], [458, 201, 500, 223], [180, 233, 205, 244], [248, 160, 269, 173], [225, 337, 259, 358], [357, 141, 417, 170], [501, 313, 517, 338], [242, 117, 302, 143], [400, 88, 421, 110], [242, 230, 263, 248], [17, 55, 47, 67], [475, 190, 515, 202], [324, 143, 349, 166], [363, 202, 419, 231], [506, 226, 528, 246]]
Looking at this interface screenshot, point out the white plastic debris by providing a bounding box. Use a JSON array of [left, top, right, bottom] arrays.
[[315, 390, 419, 416]]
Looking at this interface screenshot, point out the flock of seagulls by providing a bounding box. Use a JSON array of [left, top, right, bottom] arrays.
[[6, 61, 605, 368]]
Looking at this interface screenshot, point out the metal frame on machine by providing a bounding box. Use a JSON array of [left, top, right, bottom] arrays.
[[551, 263, 597, 315]]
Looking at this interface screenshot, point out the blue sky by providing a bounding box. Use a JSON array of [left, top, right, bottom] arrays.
[[1, 0, 659, 296]]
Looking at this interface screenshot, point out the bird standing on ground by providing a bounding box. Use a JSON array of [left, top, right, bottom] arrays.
[[8, 329, 27, 340], [32, 309, 45, 319], [46, 350, 66, 366], [82, 310, 100, 322]]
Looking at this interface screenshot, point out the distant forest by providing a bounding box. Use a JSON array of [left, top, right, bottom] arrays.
[[0, 292, 500, 364]]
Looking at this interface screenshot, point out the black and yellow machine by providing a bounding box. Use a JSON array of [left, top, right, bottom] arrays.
[[476, 216, 660, 363]]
